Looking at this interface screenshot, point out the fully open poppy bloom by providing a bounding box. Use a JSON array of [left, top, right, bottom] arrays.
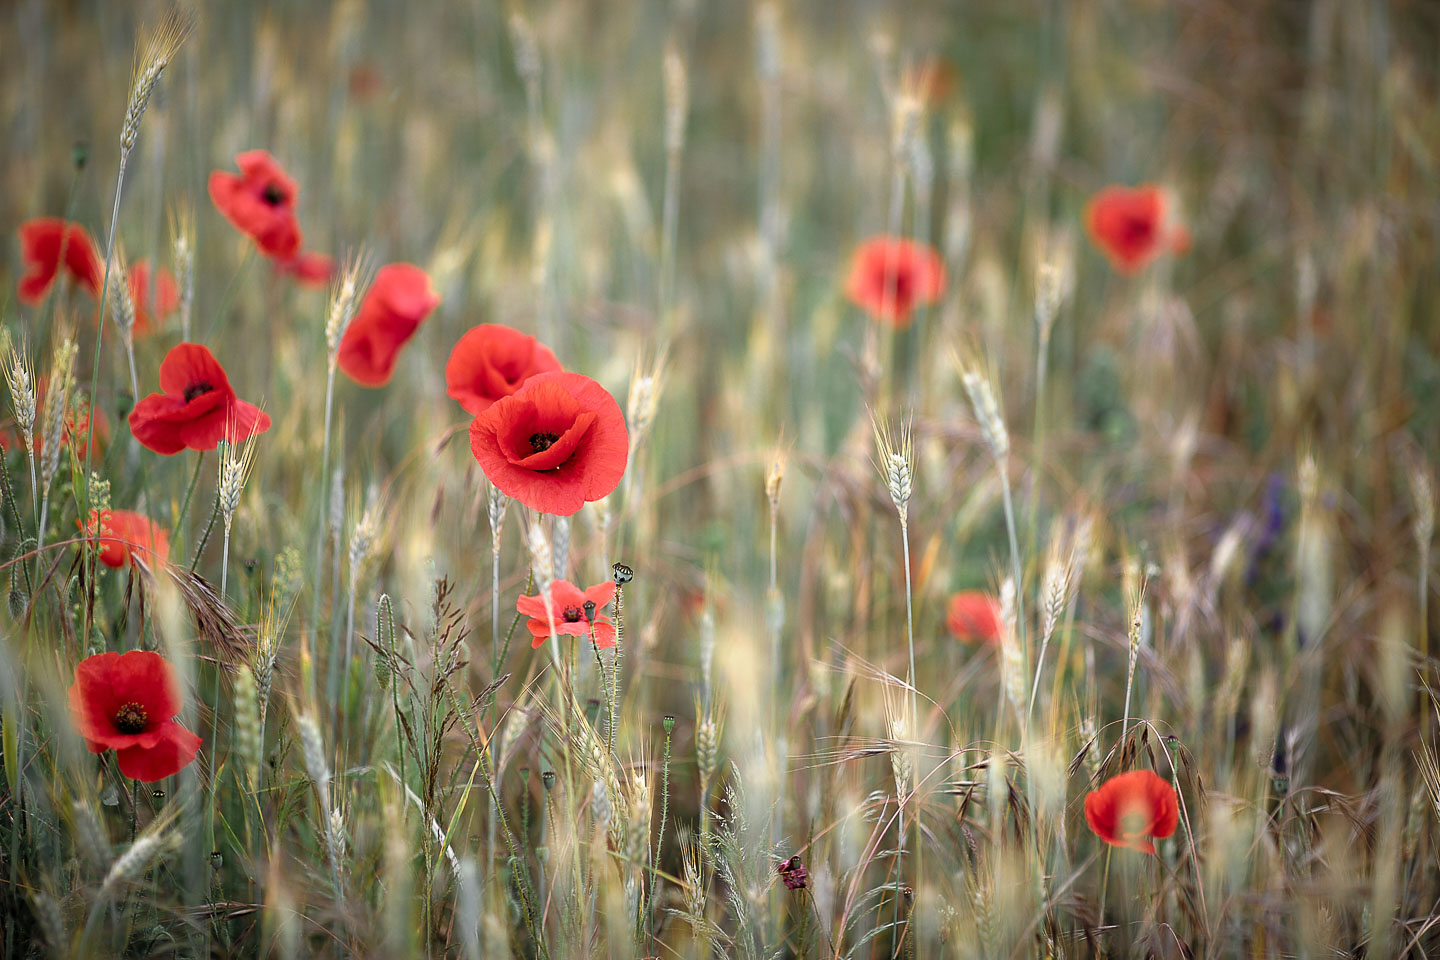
[[129, 343, 271, 455], [946, 591, 1002, 645], [337, 263, 441, 386], [516, 579, 618, 649], [469, 371, 628, 516], [80, 509, 170, 570], [1085, 184, 1188, 274], [128, 259, 180, 336], [1084, 769, 1179, 854], [275, 251, 335, 287], [445, 323, 562, 415], [844, 236, 946, 328], [208, 150, 303, 259], [68, 650, 201, 781], [17, 218, 104, 304]]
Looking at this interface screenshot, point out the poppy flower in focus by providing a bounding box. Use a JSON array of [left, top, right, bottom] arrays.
[[129, 342, 271, 455], [208, 150, 303, 259], [128, 259, 180, 336], [445, 323, 562, 415], [336, 263, 441, 387], [275, 251, 335, 287], [1084, 184, 1188, 274], [469, 371, 628, 516], [516, 579, 618, 649], [17, 218, 104, 304], [1084, 769, 1179, 854], [80, 509, 170, 570], [946, 591, 1002, 645], [68, 650, 201, 782], [844, 237, 946, 328]]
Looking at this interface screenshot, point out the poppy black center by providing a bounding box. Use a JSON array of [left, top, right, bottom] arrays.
[[529, 431, 561, 453], [184, 382, 215, 403], [114, 701, 148, 734], [1122, 215, 1155, 245], [262, 183, 286, 206], [562, 606, 584, 623]]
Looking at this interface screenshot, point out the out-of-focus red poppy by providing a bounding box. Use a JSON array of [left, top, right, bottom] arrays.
[[336, 263, 441, 387], [275, 251, 335, 287], [469, 371, 628, 517], [80, 509, 170, 570], [1084, 769, 1179, 854], [445, 324, 562, 415], [0, 388, 110, 461], [18, 218, 103, 304], [208, 150, 304, 259], [516, 579, 618, 649], [946, 591, 1002, 645], [844, 237, 946, 328], [128, 259, 180, 336], [68, 650, 201, 782], [1084, 184, 1188, 274], [129, 342, 271, 455]]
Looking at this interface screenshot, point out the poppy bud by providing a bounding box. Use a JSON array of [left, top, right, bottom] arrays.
[[541, 770, 556, 792], [612, 562, 633, 584], [583, 600, 597, 621], [663, 715, 676, 734]]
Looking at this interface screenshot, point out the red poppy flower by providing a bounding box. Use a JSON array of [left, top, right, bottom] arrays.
[[68, 650, 201, 781], [336, 263, 441, 387], [128, 342, 271, 455], [445, 324, 562, 415], [0, 386, 109, 461], [516, 579, 618, 649], [946, 591, 1002, 645], [1084, 184, 1188, 274], [128, 259, 180, 336], [275, 251, 335, 287], [469, 371, 628, 517], [1084, 769, 1179, 854], [208, 150, 303, 259], [17, 218, 103, 304], [844, 236, 946, 328], [80, 509, 170, 570]]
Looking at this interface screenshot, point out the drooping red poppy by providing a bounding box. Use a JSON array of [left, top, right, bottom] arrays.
[[128, 343, 271, 455], [208, 150, 303, 259], [1084, 769, 1179, 854], [127, 259, 180, 336], [844, 236, 947, 328], [275, 251, 335, 287], [469, 371, 628, 517], [946, 591, 1002, 645], [17, 218, 104, 304], [1084, 184, 1188, 274], [80, 509, 171, 570], [445, 324, 562, 415], [336, 263, 441, 387], [68, 650, 201, 781], [516, 579, 618, 649]]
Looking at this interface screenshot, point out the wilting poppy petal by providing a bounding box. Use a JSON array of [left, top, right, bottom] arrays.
[[337, 263, 441, 386], [18, 218, 103, 304], [130, 342, 271, 455], [1084, 769, 1180, 854], [208, 150, 304, 258], [844, 236, 947, 328], [445, 324, 562, 414]]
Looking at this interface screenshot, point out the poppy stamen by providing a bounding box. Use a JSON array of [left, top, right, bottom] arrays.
[[261, 183, 286, 206], [529, 431, 561, 453], [183, 382, 215, 403], [561, 606, 584, 623], [114, 701, 148, 734]]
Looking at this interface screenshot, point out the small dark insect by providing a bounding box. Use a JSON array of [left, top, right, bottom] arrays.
[[612, 562, 633, 584], [778, 854, 808, 891]]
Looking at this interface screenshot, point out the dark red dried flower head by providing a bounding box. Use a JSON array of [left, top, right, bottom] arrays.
[[337, 263, 441, 387], [81, 509, 171, 570], [1084, 769, 1179, 854], [516, 579, 618, 649], [778, 855, 808, 891], [946, 591, 1002, 645], [844, 236, 946, 328], [68, 650, 202, 782], [445, 323, 562, 415], [208, 150, 303, 259], [18, 218, 103, 304], [129, 343, 271, 455], [469, 371, 628, 516], [128, 258, 180, 336], [1085, 184, 1188, 274]]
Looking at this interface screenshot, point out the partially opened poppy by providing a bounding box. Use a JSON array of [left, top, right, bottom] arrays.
[[208, 150, 303, 259], [275, 251, 335, 287], [80, 509, 170, 570], [844, 236, 946, 328], [516, 579, 618, 649], [469, 371, 628, 516], [68, 650, 202, 782], [946, 591, 1002, 645], [1085, 184, 1188, 274], [129, 342, 271, 455], [127, 259, 180, 336], [17, 218, 104, 304], [336, 263, 441, 386], [1084, 769, 1179, 854], [445, 323, 562, 415]]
